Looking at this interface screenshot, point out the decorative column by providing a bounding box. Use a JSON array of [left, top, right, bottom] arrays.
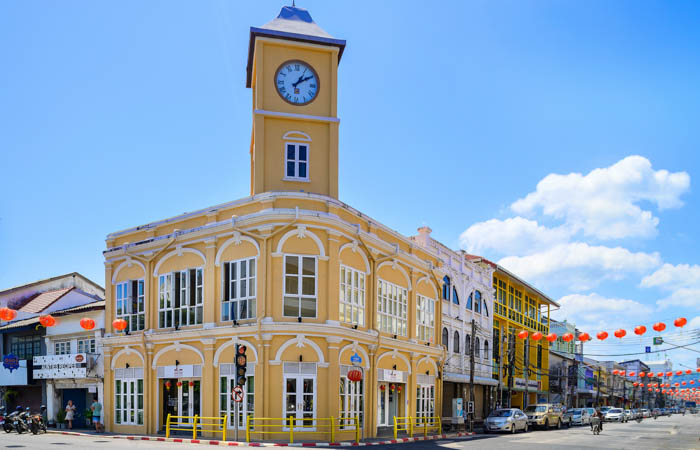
[[204, 239, 217, 325], [145, 343, 155, 435], [367, 344, 377, 439], [408, 270, 418, 341], [202, 338, 216, 437], [326, 231, 341, 324], [408, 353, 419, 418], [326, 337, 342, 423], [103, 346, 112, 432], [104, 262, 113, 333]]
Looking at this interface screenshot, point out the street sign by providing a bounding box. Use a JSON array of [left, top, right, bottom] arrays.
[[467, 401, 474, 414], [653, 337, 664, 345], [232, 385, 244, 403], [645, 346, 651, 353], [350, 352, 362, 366]]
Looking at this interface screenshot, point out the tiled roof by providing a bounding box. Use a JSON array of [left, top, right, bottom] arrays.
[[18, 287, 73, 313], [0, 300, 105, 331]]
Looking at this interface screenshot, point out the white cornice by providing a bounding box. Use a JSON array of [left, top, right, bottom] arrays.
[[254, 109, 340, 123]]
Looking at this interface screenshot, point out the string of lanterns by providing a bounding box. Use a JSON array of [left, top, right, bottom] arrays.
[[517, 317, 689, 343]]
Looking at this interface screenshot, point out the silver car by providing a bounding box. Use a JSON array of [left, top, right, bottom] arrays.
[[605, 408, 625, 422], [484, 408, 529, 434], [569, 408, 591, 425]]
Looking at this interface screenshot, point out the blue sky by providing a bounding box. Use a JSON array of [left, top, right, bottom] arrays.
[[1, 1, 699, 368]]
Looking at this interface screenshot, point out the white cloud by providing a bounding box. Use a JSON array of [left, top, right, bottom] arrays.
[[552, 293, 653, 331], [687, 315, 700, 329], [511, 155, 690, 240], [656, 288, 700, 310], [458, 217, 570, 256], [498, 242, 661, 291], [641, 263, 700, 289]]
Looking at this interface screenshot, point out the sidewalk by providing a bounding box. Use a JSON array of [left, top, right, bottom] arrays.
[[48, 429, 477, 447]]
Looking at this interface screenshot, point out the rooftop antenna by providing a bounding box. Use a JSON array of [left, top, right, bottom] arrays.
[[292, 0, 296, 6]]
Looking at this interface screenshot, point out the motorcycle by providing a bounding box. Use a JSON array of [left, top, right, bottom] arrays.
[[28, 407, 47, 435], [0, 407, 8, 433], [591, 417, 602, 435], [5, 408, 28, 434]]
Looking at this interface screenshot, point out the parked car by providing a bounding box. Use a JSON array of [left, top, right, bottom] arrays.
[[484, 408, 529, 434], [623, 409, 632, 421], [524, 404, 564, 429], [586, 407, 596, 419], [605, 408, 625, 422], [560, 408, 572, 428], [630, 409, 641, 419], [640, 408, 651, 418], [568, 408, 591, 426]]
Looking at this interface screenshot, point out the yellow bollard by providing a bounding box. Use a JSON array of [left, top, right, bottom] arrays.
[[393, 416, 398, 439], [424, 418, 428, 437], [166, 413, 171, 438], [192, 415, 198, 440], [355, 417, 360, 443], [246, 416, 251, 442], [330, 416, 335, 443], [222, 414, 227, 442], [289, 417, 294, 444], [408, 416, 413, 437]]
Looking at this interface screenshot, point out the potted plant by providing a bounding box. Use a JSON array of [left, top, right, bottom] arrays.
[[56, 409, 66, 429], [84, 409, 93, 427]]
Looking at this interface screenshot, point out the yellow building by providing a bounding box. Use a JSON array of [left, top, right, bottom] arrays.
[[479, 260, 558, 409], [101, 6, 444, 440]]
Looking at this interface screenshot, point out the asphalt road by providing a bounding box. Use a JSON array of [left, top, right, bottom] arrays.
[[0, 414, 698, 449]]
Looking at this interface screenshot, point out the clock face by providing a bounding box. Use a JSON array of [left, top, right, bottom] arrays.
[[275, 60, 319, 105]]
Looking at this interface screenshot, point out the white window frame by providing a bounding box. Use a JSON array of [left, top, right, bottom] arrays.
[[116, 279, 145, 332], [222, 257, 257, 322], [283, 254, 317, 318], [416, 384, 435, 420], [220, 373, 254, 429], [54, 340, 71, 355], [158, 268, 204, 328], [115, 377, 144, 425], [283, 142, 310, 181], [77, 338, 96, 354], [416, 294, 435, 343], [340, 265, 365, 326], [339, 366, 363, 430], [376, 279, 408, 336]]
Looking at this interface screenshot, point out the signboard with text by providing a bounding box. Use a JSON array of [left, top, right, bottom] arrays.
[[33, 353, 89, 379]]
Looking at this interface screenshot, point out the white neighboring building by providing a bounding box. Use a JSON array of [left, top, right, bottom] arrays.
[[41, 303, 105, 426], [411, 226, 496, 421], [645, 359, 672, 374]]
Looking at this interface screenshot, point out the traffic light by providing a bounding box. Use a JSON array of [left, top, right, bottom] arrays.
[[235, 344, 247, 386]]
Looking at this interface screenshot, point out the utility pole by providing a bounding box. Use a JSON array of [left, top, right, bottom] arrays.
[[523, 337, 529, 409], [596, 366, 601, 407], [572, 360, 579, 408], [507, 334, 515, 408], [468, 319, 475, 433]]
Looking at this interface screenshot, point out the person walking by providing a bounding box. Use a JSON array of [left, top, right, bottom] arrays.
[[90, 396, 103, 433], [65, 400, 76, 430]]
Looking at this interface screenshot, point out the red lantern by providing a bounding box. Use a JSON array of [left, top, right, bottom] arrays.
[[577, 332, 590, 342], [620, 371, 626, 376], [545, 333, 558, 342], [39, 315, 56, 327], [113, 318, 128, 331], [633, 382, 639, 387], [612, 369, 619, 375], [596, 331, 608, 341], [648, 373, 654, 378], [634, 325, 646, 335], [676, 370, 683, 376], [682, 381, 687, 386], [614, 329, 626, 339], [562, 333, 574, 342], [177, 381, 182, 387], [0, 307, 17, 321], [380, 384, 386, 391], [397, 385, 402, 393], [80, 317, 95, 330], [648, 388, 653, 392], [165, 381, 172, 389], [652, 322, 666, 332], [639, 371, 646, 377], [629, 371, 636, 377], [189, 381, 194, 387], [686, 369, 692, 375], [531, 332, 543, 341], [697, 368, 700, 373], [674, 317, 687, 328], [666, 371, 672, 377], [675, 382, 680, 387], [691, 381, 696, 385], [517, 330, 529, 339], [347, 369, 363, 382], [390, 383, 396, 391]]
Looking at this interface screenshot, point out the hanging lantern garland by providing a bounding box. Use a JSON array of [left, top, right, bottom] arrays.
[[0, 307, 18, 321], [39, 315, 56, 327], [80, 317, 95, 330]]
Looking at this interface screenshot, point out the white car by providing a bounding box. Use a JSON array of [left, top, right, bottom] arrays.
[[605, 408, 625, 422], [484, 408, 529, 434]]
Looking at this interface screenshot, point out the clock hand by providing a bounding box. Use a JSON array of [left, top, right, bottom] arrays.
[[292, 69, 307, 88]]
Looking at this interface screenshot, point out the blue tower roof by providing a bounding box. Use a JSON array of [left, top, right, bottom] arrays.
[[246, 5, 346, 87]]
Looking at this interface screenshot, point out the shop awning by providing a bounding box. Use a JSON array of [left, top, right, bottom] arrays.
[[444, 372, 499, 386]]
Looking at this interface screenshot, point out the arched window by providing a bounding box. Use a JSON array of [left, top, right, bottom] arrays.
[[466, 292, 473, 309], [453, 331, 460, 353], [442, 327, 449, 349], [465, 335, 471, 355], [484, 340, 489, 360], [452, 287, 459, 305], [474, 290, 482, 314], [475, 337, 481, 357], [442, 276, 451, 301]]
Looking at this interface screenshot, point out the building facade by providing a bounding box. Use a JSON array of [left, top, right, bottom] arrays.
[[411, 227, 496, 422], [101, 6, 443, 440]]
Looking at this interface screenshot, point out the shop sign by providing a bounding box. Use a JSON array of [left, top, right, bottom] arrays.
[[33, 353, 89, 379], [514, 377, 539, 389], [162, 364, 194, 378], [350, 352, 362, 366], [2, 354, 19, 372], [383, 370, 403, 383]]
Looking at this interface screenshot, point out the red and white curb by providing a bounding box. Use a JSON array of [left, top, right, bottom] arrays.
[[49, 430, 476, 447]]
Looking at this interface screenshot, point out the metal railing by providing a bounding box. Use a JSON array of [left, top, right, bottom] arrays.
[[165, 414, 228, 441], [246, 416, 360, 443], [393, 416, 442, 439]]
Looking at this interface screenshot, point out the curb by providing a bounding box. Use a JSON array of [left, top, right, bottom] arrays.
[[48, 430, 476, 447]]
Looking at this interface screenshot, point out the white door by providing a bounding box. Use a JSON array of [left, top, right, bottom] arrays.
[[221, 375, 254, 429], [377, 383, 400, 426], [284, 375, 316, 430]]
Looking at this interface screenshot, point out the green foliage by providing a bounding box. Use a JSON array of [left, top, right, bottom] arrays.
[[56, 409, 66, 424]]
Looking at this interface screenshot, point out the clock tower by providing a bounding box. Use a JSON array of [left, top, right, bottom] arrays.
[[246, 6, 346, 199]]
